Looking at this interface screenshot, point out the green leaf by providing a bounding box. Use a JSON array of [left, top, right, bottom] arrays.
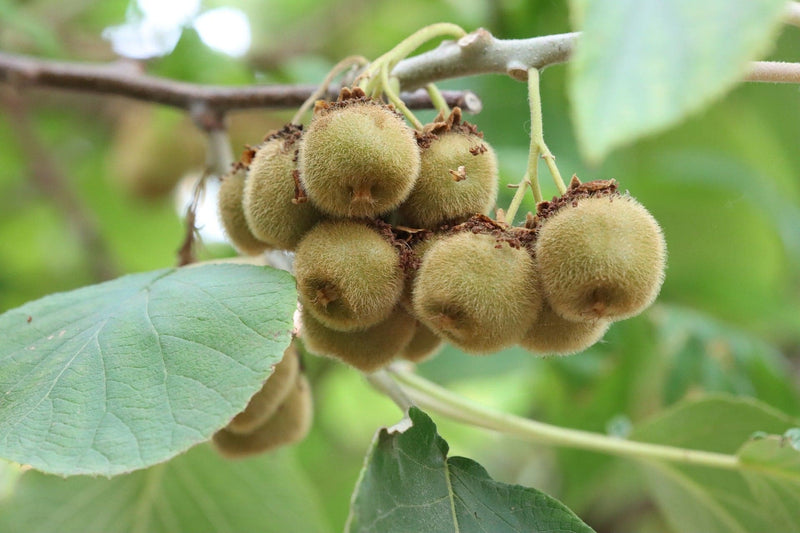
[[0, 264, 297, 477], [569, 0, 787, 163], [346, 407, 595, 533], [631, 395, 800, 532], [0, 444, 332, 533]]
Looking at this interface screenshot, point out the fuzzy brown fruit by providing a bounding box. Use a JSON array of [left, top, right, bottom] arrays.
[[412, 231, 542, 354], [400, 321, 443, 363], [294, 220, 404, 331], [300, 306, 416, 372], [213, 374, 312, 459], [400, 116, 498, 229], [536, 195, 666, 321], [225, 342, 300, 434], [520, 303, 610, 355], [298, 96, 420, 218], [243, 126, 324, 250], [217, 166, 271, 255]]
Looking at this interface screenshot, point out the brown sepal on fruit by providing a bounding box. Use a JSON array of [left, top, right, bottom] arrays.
[[311, 86, 402, 118], [529, 176, 619, 227], [416, 107, 483, 149], [439, 214, 536, 251]]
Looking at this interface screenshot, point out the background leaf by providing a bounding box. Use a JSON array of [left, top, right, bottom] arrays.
[[0, 264, 296, 477], [0, 444, 332, 533], [631, 395, 800, 532], [346, 407, 595, 533], [569, 0, 787, 162]]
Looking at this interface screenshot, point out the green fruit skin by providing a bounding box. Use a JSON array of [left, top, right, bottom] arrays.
[[294, 220, 404, 331], [400, 132, 498, 229], [213, 374, 313, 459], [520, 302, 610, 355], [226, 342, 300, 434], [412, 232, 542, 354], [298, 103, 420, 218], [536, 195, 666, 321], [217, 167, 271, 255], [243, 136, 325, 251], [400, 321, 443, 363], [301, 306, 416, 372]]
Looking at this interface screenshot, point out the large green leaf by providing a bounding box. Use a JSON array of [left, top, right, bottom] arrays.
[[0, 444, 331, 533], [631, 395, 800, 532], [346, 407, 595, 533], [569, 0, 787, 163], [0, 264, 297, 477]]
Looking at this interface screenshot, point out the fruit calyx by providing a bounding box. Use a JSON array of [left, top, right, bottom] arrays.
[[416, 107, 484, 149], [528, 175, 619, 228]]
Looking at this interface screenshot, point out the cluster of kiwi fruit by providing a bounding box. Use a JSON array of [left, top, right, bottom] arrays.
[[217, 86, 667, 376], [212, 341, 312, 458]]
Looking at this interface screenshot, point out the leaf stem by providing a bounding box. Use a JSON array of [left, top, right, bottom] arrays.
[[525, 69, 544, 204], [388, 367, 741, 471]]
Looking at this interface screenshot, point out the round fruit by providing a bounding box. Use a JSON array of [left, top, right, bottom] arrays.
[[300, 306, 416, 372], [294, 220, 404, 331], [298, 95, 420, 218], [225, 342, 300, 434], [412, 231, 542, 354], [400, 321, 443, 363], [520, 302, 610, 355], [217, 166, 271, 255], [536, 195, 666, 321], [213, 374, 312, 459], [400, 120, 498, 229], [243, 126, 324, 250]]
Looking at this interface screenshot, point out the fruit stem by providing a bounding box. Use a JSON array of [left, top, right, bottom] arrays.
[[381, 62, 424, 130], [426, 83, 450, 116], [292, 55, 369, 124], [503, 175, 532, 224], [387, 367, 742, 472], [527, 68, 566, 198]]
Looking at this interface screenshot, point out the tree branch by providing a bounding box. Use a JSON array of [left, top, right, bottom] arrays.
[[392, 29, 800, 89], [0, 51, 481, 125]]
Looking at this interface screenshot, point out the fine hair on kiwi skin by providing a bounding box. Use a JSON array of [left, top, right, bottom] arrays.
[[520, 302, 610, 356], [224, 342, 300, 435], [535, 186, 667, 322], [400, 321, 443, 363], [300, 305, 416, 373], [242, 125, 325, 251], [412, 222, 542, 354], [213, 374, 313, 459], [297, 88, 421, 218], [217, 165, 271, 256], [294, 219, 405, 331], [399, 108, 499, 229]]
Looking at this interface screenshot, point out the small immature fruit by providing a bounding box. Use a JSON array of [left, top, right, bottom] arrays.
[[298, 90, 420, 218], [400, 110, 498, 229], [400, 321, 443, 363], [213, 374, 313, 459], [243, 125, 324, 250], [300, 306, 416, 372], [294, 220, 404, 331], [536, 194, 666, 321], [412, 229, 542, 354], [226, 342, 300, 434], [520, 303, 610, 356], [217, 166, 271, 255]]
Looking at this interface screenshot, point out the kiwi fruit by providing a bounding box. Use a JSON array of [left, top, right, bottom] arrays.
[[400, 110, 498, 229], [520, 302, 610, 355], [225, 342, 300, 434], [298, 90, 420, 218], [294, 220, 404, 331], [243, 125, 325, 250], [412, 229, 541, 354], [536, 194, 666, 321], [400, 321, 443, 363], [217, 166, 271, 255], [213, 374, 313, 459], [300, 306, 416, 372]]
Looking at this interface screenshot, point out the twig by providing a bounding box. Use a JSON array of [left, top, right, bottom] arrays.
[[0, 51, 482, 125], [746, 61, 800, 83], [0, 89, 118, 281], [785, 2, 800, 28]]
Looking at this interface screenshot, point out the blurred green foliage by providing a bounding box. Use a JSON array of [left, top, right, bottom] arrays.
[[1, 0, 799, 531]]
